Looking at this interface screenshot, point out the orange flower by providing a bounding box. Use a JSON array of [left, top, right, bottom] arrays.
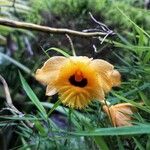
[[35, 56, 121, 109], [103, 103, 137, 127]]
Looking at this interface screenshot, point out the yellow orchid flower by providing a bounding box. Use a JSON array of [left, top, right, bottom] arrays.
[[35, 56, 121, 109]]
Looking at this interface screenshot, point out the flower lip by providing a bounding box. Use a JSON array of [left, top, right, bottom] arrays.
[[69, 74, 88, 87]]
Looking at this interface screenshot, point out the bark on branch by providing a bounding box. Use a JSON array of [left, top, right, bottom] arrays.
[[0, 18, 107, 37]]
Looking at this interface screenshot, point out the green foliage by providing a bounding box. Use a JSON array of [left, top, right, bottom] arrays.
[[70, 124, 150, 136], [29, 0, 106, 17], [19, 72, 47, 119], [0, 0, 150, 150], [0, 0, 31, 19], [101, 1, 150, 30]]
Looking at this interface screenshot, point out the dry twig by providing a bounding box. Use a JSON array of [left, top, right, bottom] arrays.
[[0, 75, 34, 128], [0, 75, 21, 115], [0, 18, 107, 37]]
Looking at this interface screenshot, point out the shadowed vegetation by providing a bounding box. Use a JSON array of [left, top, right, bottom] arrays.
[[0, 0, 150, 150]]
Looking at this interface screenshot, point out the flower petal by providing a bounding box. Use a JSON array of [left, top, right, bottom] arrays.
[[69, 56, 92, 64], [107, 70, 121, 86], [35, 56, 67, 85], [90, 59, 114, 72], [103, 103, 137, 127], [99, 74, 113, 93], [91, 59, 121, 92], [46, 84, 57, 96], [103, 105, 116, 126], [115, 110, 132, 126]]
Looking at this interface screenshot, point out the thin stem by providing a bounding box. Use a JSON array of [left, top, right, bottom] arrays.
[[65, 34, 76, 56]]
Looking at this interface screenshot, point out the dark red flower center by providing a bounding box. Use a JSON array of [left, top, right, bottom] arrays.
[[69, 75, 87, 87]]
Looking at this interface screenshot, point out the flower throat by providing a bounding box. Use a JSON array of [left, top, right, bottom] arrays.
[[69, 71, 87, 87]]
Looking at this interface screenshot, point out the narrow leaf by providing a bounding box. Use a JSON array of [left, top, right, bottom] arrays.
[[68, 125, 150, 136], [19, 72, 47, 119]]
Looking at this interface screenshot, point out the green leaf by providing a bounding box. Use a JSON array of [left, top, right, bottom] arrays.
[[117, 136, 125, 150], [0, 116, 41, 121], [40, 102, 90, 123], [146, 135, 150, 150], [46, 47, 71, 57], [21, 137, 31, 150], [19, 72, 47, 119], [47, 100, 61, 116], [133, 137, 145, 150], [69, 124, 150, 136], [112, 92, 150, 114], [34, 121, 47, 136], [116, 6, 150, 38], [143, 50, 150, 64], [0, 52, 33, 76], [94, 136, 109, 150], [139, 91, 150, 106]]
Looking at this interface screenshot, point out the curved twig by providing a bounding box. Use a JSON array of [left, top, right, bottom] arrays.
[[0, 75, 34, 128], [0, 18, 107, 37]]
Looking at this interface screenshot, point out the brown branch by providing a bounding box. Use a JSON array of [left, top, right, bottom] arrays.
[[0, 75, 20, 114], [0, 18, 107, 37], [0, 75, 34, 128]]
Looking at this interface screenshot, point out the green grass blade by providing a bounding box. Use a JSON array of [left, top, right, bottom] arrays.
[[0, 116, 42, 121], [133, 137, 145, 150], [139, 91, 150, 106], [69, 124, 150, 136], [47, 100, 61, 116], [146, 136, 150, 150], [34, 120, 47, 136], [0, 52, 33, 76], [41, 102, 90, 122], [94, 136, 109, 150], [46, 47, 71, 57], [116, 6, 150, 38], [117, 136, 125, 150], [19, 72, 47, 119], [143, 50, 150, 64], [112, 92, 150, 113]]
